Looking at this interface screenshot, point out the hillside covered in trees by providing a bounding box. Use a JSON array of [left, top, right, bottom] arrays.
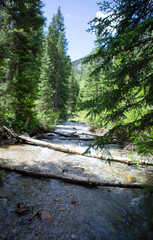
[[0, 0, 153, 157]]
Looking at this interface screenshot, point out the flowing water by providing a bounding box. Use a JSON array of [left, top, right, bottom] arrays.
[[0, 121, 153, 240]]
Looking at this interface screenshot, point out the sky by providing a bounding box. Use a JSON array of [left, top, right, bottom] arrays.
[[42, 0, 100, 61]]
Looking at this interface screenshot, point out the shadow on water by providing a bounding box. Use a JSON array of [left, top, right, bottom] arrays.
[[0, 143, 153, 185], [0, 120, 153, 239]]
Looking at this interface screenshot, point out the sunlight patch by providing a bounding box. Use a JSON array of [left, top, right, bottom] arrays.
[[96, 11, 108, 18]]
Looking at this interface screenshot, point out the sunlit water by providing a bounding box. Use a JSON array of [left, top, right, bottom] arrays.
[[0, 121, 153, 239]]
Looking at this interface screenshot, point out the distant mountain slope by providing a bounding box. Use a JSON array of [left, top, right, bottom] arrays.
[[72, 58, 87, 82]]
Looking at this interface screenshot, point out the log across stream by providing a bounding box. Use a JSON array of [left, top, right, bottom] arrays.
[[2, 125, 153, 166], [1, 121, 153, 189]]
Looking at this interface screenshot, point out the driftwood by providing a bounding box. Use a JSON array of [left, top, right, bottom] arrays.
[[50, 130, 96, 138], [2, 126, 153, 166], [49, 131, 79, 138], [0, 163, 146, 189], [56, 137, 94, 141], [35, 130, 121, 144], [58, 137, 94, 141], [41, 135, 95, 141]]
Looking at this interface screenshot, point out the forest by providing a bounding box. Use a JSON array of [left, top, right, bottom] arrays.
[[0, 0, 153, 157]]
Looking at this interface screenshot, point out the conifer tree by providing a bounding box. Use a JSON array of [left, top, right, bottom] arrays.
[[47, 7, 71, 119], [0, 1, 14, 123], [1, 0, 45, 130], [68, 70, 79, 114], [37, 37, 55, 126], [84, 0, 153, 154]]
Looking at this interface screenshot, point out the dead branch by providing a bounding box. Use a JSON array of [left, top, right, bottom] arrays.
[[23, 118, 29, 130]]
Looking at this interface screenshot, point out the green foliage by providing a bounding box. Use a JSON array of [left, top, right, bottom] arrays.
[[37, 109, 59, 128], [0, 3, 73, 132], [0, 0, 45, 131], [82, 0, 153, 155], [36, 36, 55, 127], [72, 58, 88, 83], [47, 7, 71, 119], [68, 70, 80, 114], [142, 185, 153, 194], [0, 3, 15, 123]]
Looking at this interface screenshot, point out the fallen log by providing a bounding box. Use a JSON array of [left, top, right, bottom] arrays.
[[49, 131, 79, 138], [43, 136, 95, 141], [0, 163, 146, 189], [3, 126, 153, 166], [36, 133, 121, 144], [50, 130, 97, 138], [57, 137, 94, 141]]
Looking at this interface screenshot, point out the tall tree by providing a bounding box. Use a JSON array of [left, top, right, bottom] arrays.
[[68, 70, 80, 115], [36, 36, 55, 126], [1, 0, 45, 130], [0, 1, 14, 124], [84, 0, 153, 155], [47, 7, 71, 119]]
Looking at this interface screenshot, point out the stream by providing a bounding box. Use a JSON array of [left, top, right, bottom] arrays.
[[0, 121, 153, 240]]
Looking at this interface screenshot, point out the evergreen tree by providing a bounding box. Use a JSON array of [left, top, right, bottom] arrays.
[[83, 65, 103, 101], [1, 0, 45, 130], [47, 7, 71, 119], [84, 0, 153, 155], [36, 37, 56, 126], [68, 70, 79, 114], [0, 1, 14, 124]]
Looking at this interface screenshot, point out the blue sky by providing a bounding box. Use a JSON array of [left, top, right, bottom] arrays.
[[42, 0, 100, 61]]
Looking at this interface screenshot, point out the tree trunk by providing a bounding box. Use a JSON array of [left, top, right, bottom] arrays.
[[3, 126, 153, 166], [0, 163, 145, 189], [50, 130, 97, 138]]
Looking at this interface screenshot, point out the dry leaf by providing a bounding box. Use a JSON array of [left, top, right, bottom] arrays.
[[16, 207, 30, 214], [59, 207, 65, 211], [29, 211, 39, 221], [38, 210, 53, 223], [71, 200, 77, 205]]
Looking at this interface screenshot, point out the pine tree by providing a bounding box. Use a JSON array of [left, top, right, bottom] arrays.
[[47, 7, 71, 119], [1, 0, 45, 130], [84, 0, 153, 155], [0, 1, 14, 123], [68, 70, 79, 114], [36, 36, 56, 126]]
